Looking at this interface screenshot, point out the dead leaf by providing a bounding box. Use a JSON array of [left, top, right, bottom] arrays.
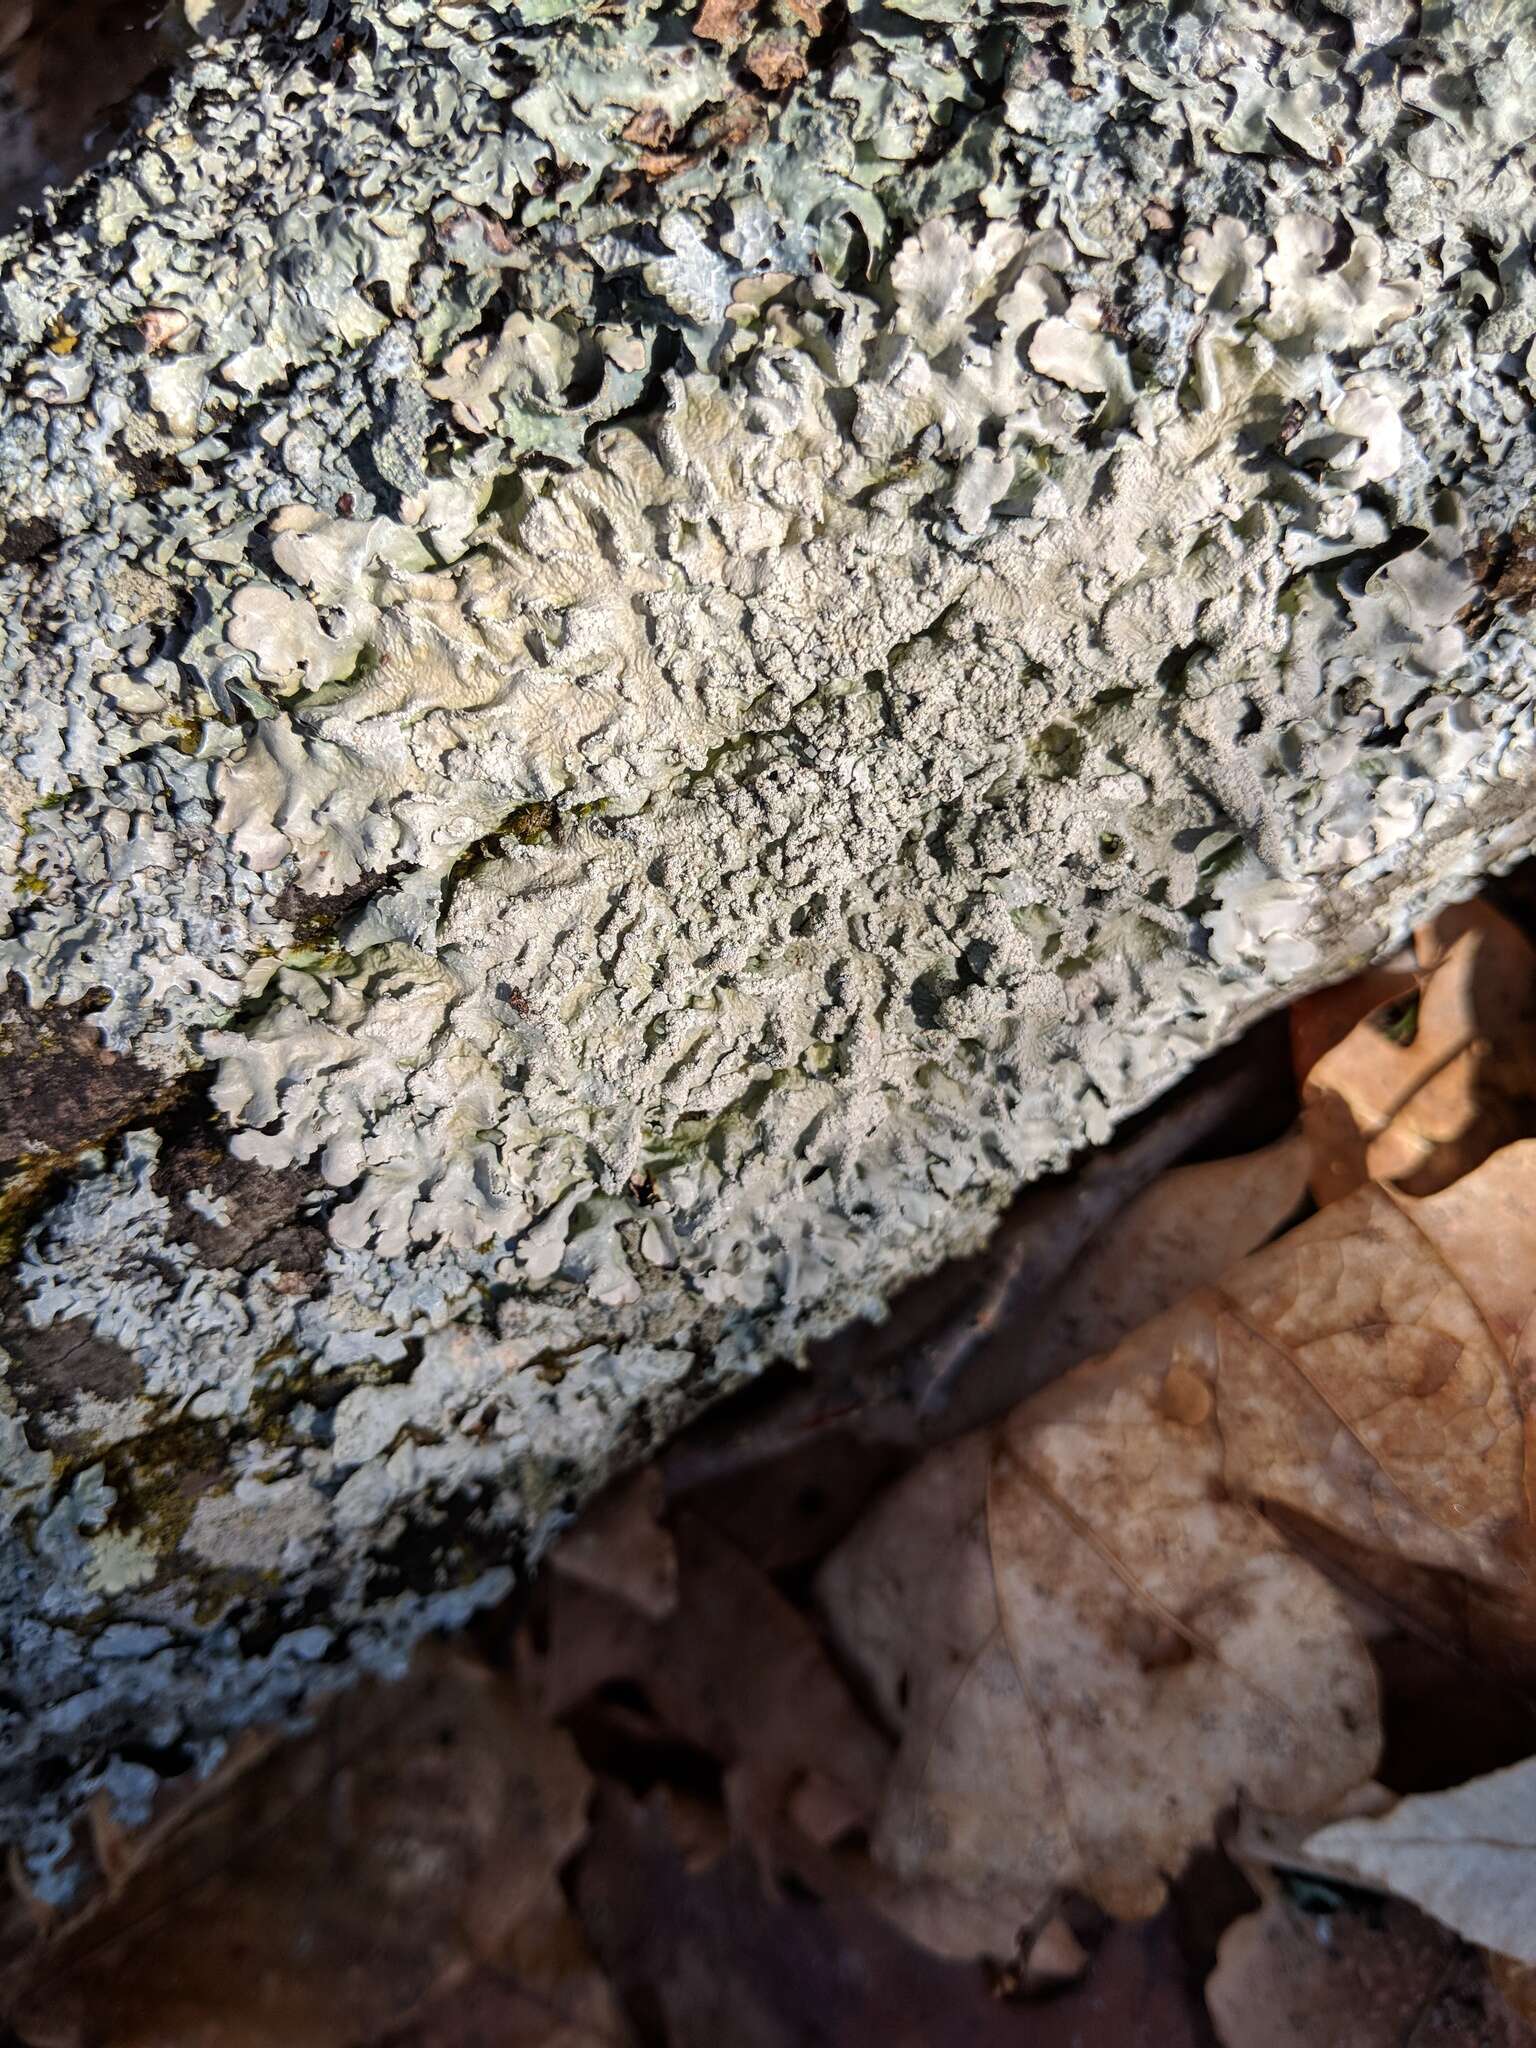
[[1021, 1913, 1090, 1991], [380, 1877, 631, 2048], [551, 1466, 678, 1621], [820, 1140, 1536, 1955], [961, 1128, 1308, 1418], [820, 1403, 1378, 1949], [1289, 945, 1418, 1088], [1208, 1890, 1536, 2048], [7, 1650, 592, 2048], [1494, 1954, 1536, 2029], [1303, 902, 1536, 1204], [1218, 1144, 1536, 1638], [530, 1513, 889, 1868], [571, 1788, 1210, 2048], [1304, 1757, 1536, 1967]]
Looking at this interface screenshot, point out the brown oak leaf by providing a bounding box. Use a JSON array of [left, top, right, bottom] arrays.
[[819, 1141, 1536, 1956], [7, 1650, 592, 2048], [1301, 901, 1536, 1204]]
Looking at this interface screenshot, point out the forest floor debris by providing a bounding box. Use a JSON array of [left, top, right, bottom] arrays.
[[9, 890, 1536, 2046]]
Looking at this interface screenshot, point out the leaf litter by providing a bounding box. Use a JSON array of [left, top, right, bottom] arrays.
[[9, 894, 1536, 2044]]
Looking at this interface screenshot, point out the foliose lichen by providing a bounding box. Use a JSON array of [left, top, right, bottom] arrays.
[[2, 0, 1535, 1894]]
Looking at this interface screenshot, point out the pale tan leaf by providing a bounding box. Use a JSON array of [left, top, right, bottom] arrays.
[[1021, 1914, 1089, 1991], [1304, 1757, 1536, 1966], [1211, 1147, 1536, 1610], [819, 1412, 1377, 1945], [820, 1141, 1536, 1956], [986, 1365, 1381, 1922]]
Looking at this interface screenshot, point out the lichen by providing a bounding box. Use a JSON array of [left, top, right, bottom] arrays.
[[2, 0, 1536, 1896]]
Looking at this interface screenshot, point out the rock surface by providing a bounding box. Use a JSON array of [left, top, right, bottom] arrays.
[[1, 0, 1535, 1891]]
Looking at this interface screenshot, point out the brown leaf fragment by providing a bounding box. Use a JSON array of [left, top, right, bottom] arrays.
[[551, 1467, 678, 1621], [1494, 1954, 1536, 2030], [1004, 1129, 1309, 1395], [1304, 1758, 1536, 1967], [1461, 523, 1536, 636], [692, 0, 755, 43], [690, 95, 763, 154], [618, 111, 708, 182], [782, 0, 825, 31], [380, 1877, 632, 2048], [1302, 902, 1536, 1204], [617, 149, 699, 187], [7, 1650, 592, 2048], [821, 1138, 1536, 1955], [1208, 1891, 1536, 2048], [1290, 946, 1418, 1089], [530, 1513, 889, 1868], [571, 1789, 1209, 2048]]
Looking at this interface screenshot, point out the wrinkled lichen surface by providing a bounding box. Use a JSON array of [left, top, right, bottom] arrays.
[[2, 0, 1535, 1890]]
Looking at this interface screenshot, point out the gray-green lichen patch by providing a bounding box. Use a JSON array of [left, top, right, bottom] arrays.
[[2, 0, 1536, 1895]]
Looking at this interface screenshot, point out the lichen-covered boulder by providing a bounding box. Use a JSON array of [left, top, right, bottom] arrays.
[[2, 0, 1535, 1891]]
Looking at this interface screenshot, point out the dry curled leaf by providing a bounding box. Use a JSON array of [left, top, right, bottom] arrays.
[[819, 1140, 1536, 1956], [7, 1650, 592, 2048], [1302, 902, 1536, 1204], [1304, 1757, 1536, 1968]]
